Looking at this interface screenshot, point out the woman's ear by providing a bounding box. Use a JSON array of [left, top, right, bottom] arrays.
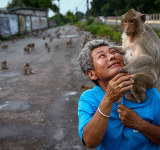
[[86, 70, 97, 80]]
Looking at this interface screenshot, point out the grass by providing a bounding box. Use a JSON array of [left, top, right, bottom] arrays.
[[73, 19, 160, 44]]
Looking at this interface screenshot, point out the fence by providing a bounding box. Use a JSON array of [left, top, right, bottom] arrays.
[[0, 12, 48, 37], [105, 14, 160, 24]]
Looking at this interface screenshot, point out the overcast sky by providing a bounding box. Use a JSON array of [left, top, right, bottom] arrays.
[[0, 0, 92, 17]]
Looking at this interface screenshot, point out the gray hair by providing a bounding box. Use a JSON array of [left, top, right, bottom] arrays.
[[77, 39, 109, 74]]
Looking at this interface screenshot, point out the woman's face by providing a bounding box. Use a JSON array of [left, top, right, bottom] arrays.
[[91, 46, 125, 82]]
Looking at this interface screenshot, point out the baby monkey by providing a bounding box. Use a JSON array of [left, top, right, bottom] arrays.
[[1, 61, 8, 70], [111, 9, 160, 103]]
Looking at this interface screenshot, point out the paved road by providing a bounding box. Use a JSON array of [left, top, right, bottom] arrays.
[[0, 25, 96, 150], [1, 24, 160, 150]]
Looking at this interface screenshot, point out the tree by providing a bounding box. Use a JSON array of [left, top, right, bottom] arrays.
[[7, 0, 25, 9], [65, 11, 77, 23], [7, 0, 59, 13], [75, 11, 84, 20]]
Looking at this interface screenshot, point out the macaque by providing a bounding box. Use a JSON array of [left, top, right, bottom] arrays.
[[30, 43, 35, 51], [1, 61, 8, 69], [1, 45, 8, 50], [55, 45, 59, 49], [46, 46, 50, 52], [23, 63, 35, 75], [24, 46, 30, 54], [50, 37, 53, 42], [66, 38, 72, 47], [111, 9, 160, 103], [45, 43, 48, 48], [43, 36, 45, 40], [80, 85, 93, 92]]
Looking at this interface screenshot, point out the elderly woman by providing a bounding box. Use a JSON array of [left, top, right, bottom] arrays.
[[77, 40, 160, 150]]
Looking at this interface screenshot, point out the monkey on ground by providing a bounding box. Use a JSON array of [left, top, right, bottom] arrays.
[[30, 43, 35, 51], [1, 45, 8, 50], [80, 85, 93, 92], [1, 61, 8, 69], [111, 9, 160, 103], [24, 46, 30, 54], [23, 63, 35, 75], [46, 45, 50, 52], [43, 36, 45, 40], [55, 45, 59, 49], [45, 43, 48, 48]]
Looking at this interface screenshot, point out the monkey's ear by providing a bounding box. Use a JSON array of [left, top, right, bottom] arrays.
[[86, 70, 97, 81], [141, 14, 146, 22]]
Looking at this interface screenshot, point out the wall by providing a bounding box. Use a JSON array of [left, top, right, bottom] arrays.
[[0, 12, 49, 37]]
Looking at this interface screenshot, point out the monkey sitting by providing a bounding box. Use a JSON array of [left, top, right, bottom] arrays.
[[1, 61, 8, 70], [111, 9, 160, 103], [23, 63, 35, 75]]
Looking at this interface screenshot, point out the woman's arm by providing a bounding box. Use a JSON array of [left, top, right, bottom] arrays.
[[82, 73, 134, 148], [117, 104, 160, 145]]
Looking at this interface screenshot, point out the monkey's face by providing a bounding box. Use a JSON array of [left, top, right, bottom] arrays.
[[122, 19, 136, 35]]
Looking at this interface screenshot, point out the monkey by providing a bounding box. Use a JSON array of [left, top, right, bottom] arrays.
[[46, 45, 50, 52], [80, 85, 93, 92], [1, 45, 8, 50], [50, 37, 53, 42], [1, 61, 8, 70], [0, 41, 1, 45], [111, 9, 160, 103], [43, 36, 45, 40], [30, 43, 35, 51], [55, 45, 59, 49], [45, 43, 48, 48], [24, 47, 30, 54], [23, 63, 35, 75]]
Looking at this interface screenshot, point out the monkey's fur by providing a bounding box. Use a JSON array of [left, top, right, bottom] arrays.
[[1, 61, 8, 70], [112, 9, 160, 103], [23, 63, 35, 75]]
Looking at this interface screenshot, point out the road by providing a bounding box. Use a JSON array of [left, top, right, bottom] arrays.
[[0, 25, 96, 150], [1, 24, 160, 150]]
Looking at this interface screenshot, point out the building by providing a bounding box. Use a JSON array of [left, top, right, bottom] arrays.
[[8, 7, 48, 17]]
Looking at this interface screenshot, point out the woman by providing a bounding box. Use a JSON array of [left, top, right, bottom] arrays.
[[77, 40, 160, 150]]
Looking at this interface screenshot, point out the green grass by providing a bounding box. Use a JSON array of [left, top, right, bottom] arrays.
[[73, 20, 122, 44]]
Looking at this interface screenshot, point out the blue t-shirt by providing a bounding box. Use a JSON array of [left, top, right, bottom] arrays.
[[78, 86, 160, 150]]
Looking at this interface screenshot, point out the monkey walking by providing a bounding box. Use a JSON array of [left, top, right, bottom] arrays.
[[1, 61, 8, 70], [1, 45, 8, 50], [111, 9, 160, 103]]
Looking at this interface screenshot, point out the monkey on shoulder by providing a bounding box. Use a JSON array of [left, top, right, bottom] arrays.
[[111, 9, 160, 103]]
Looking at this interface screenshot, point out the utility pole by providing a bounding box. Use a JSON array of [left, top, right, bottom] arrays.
[[87, 0, 89, 11], [86, 0, 90, 20], [58, 0, 60, 23]]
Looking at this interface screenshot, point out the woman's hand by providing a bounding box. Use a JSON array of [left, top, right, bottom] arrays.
[[105, 73, 134, 103], [117, 104, 144, 129]]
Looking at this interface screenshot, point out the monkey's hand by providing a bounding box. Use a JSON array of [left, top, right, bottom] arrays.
[[110, 46, 125, 55], [117, 104, 143, 129]]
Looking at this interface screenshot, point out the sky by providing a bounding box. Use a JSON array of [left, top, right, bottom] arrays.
[[0, 0, 92, 17]]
